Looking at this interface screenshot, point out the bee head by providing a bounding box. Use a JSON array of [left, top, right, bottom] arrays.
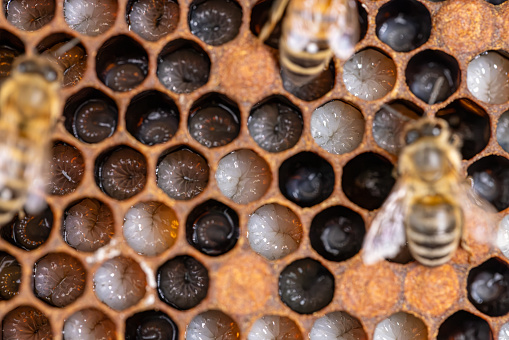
[[13, 56, 61, 84]]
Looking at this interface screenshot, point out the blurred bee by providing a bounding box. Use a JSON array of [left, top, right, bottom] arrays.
[[259, 0, 359, 85], [362, 117, 498, 267]]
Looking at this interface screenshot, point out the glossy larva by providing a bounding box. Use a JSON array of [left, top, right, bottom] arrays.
[[373, 312, 427, 340], [2, 306, 52, 340], [42, 42, 87, 87], [73, 99, 117, 143], [498, 215, 509, 259], [189, 106, 240, 148], [47, 143, 85, 196], [500, 322, 509, 340], [64, 0, 118, 36], [311, 101, 365, 154], [215, 149, 272, 204], [186, 310, 240, 340], [63, 308, 116, 340], [497, 111, 509, 152], [248, 315, 302, 340], [6, 208, 53, 251], [123, 201, 179, 256], [310, 312, 366, 340], [125, 310, 178, 340], [128, 0, 180, 42], [0, 252, 21, 300], [467, 51, 509, 105], [247, 204, 302, 260], [5, 0, 55, 31]]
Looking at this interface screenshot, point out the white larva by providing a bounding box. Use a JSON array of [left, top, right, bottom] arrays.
[[497, 111, 509, 153], [64, 0, 117, 36], [248, 315, 302, 340], [63, 308, 116, 340], [373, 312, 427, 340], [247, 204, 302, 260], [343, 49, 397, 101], [500, 321, 509, 340], [467, 51, 509, 105], [123, 201, 179, 256], [309, 311, 366, 340], [497, 214, 509, 259], [186, 310, 240, 340], [311, 101, 365, 155]]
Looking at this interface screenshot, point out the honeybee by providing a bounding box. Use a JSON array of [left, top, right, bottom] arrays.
[[259, 0, 360, 85], [362, 117, 498, 267]]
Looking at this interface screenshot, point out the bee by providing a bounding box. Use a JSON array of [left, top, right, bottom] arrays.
[[258, 0, 360, 85], [362, 117, 498, 267]]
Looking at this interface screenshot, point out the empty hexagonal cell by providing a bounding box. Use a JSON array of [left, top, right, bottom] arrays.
[[189, 0, 242, 46], [310, 206, 365, 262], [0, 252, 21, 300], [96, 35, 148, 92], [64, 0, 118, 36], [436, 99, 490, 160], [216, 149, 272, 204], [406, 50, 460, 104], [342, 153, 395, 210], [437, 311, 492, 339], [4, 0, 55, 31], [468, 155, 509, 211], [186, 200, 239, 256], [157, 40, 211, 94], [248, 315, 302, 340], [375, 0, 431, 52], [1, 206, 53, 251], [374, 312, 427, 339], [127, 0, 180, 41], [282, 61, 334, 102], [126, 90, 180, 146], [310, 311, 366, 339], [279, 152, 334, 207], [64, 308, 116, 340], [311, 100, 365, 155], [125, 310, 178, 340], [2, 306, 52, 339], [0, 30, 24, 83], [468, 51, 509, 105], [63, 198, 115, 252], [94, 256, 147, 311], [63, 88, 118, 143], [188, 93, 240, 148], [186, 310, 240, 340], [34, 252, 86, 307], [497, 111, 509, 152], [249, 96, 303, 153], [247, 203, 302, 260], [343, 48, 397, 101], [95, 146, 147, 200], [123, 201, 179, 256], [47, 142, 85, 196]]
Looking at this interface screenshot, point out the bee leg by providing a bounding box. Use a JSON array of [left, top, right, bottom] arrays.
[[259, 0, 290, 42], [18, 209, 25, 219], [460, 238, 475, 263]]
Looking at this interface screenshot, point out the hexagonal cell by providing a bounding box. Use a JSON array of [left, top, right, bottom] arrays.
[[486, 0, 507, 3], [95, 146, 147, 200], [1, 206, 53, 251], [247, 203, 302, 260], [375, 0, 431, 52], [406, 49, 460, 104], [34, 252, 86, 307], [64, 0, 118, 36], [497, 111, 509, 152], [127, 0, 180, 41], [310, 311, 366, 339], [2, 306, 52, 339], [357, 1, 368, 42], [4, 0, 55, 31], [157, 39, 211, 94], [249, 96, 302, 153], [64, 308, 116, 340], [47, 142, 85, 196], [188, 93, 240, 148], [282, 61, 335, 102], [63, 198, 115, 252], [310, 206, 365, 262], [125, 310, 178, 340], [189, 0, 242, 46], [467, 51, 509, 105], [125, 90, 180, 146], [342, 153, 395, 210], [436, 99, 490, 160], [186, 200, 239, 256], [374, 312, 427, 339], [63, 87, 118, 143], [0, 29, 25, 84], [437, 311, 492, 339], [0, 251, 21, 300], [248, 315, 302, 340], [279, 152, 334, 207], [343, 48, 397, 101], [186, 310, 240, 340], [96, 35, 148, 92], [123, 201, 179, 256], [468, 155, 509, 211], [311, 100, 365, 155]]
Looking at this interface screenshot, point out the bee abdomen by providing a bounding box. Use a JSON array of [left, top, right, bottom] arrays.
[[280, 38, 332, 82]]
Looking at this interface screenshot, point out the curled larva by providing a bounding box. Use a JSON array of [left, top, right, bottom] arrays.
[[128, 0, 180, 42], [0, 46, 21, 83], [104, 62, 147, 92], [0, 252, 21, 300], [48, 143, 85, 196], [157, 149, 209, 200], [311, 101, 365, 155], [282, 66, 334, 102], [215, 149, 271, 204], [343, 49, 397, 101], [2, 306, 52, 340], [125, 310, 178, 340], [2, 208, 53, 250], [188, 106, 240, 148], [497, 111, 509, 152], [248, 315, 302, 340], [42, 42, 87, 87], [186, 310, 240, 340], [63, 308, 116, 340], [134, 108, 179, 146], [94, 256, 147, 310], [34, 252, 86, 307], [467, 51, 509, 104], [5, 0, 55, 31], [64, 0, 118, 36], [123, 201, 179, 256], [247, 204, 302, 260], [63, 198, 114, 252], [498, 215, 509, 259], [248, 102, 303, 153], [310, 311, 367, 340], [374, 312, 427, 340], [500, 322, 509, 340], [73, 99, 117, 143]]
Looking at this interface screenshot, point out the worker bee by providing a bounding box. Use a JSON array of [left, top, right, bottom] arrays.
[[259, 0, 360, 85], [362, 117, 498, 267]]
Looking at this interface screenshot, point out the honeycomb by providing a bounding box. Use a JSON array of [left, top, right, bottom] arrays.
[[0, 0, 509, 338]]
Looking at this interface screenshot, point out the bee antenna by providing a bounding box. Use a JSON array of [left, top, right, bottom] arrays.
[[428, 76, 445, 106], [380, 104, 413, 122], [53, 37, 81, 57]]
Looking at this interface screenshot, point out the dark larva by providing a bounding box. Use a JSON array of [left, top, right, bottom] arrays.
[[64, 0, 117, 36], [128, 0, 180, 42], [282, 66, 334, 102], [2, 306, 52, 340], [125, 310, 178, 340], [64, 308, 117, 340], [42, 42, 87, 87], [188, 106, 240, 148], [48, 144, 85, 196], [73, 99, 117, 143], [134, 108, 179, 146], [0, 252, 21, 300], [6, 0, 55, 31], [2, 208, 53, 251], [104, 62, 147, 92]]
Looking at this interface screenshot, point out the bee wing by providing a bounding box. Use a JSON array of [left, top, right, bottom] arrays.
[[259, 0, 291, 42], [328, 0, 360, 60], [362, 180, 409, 265]]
